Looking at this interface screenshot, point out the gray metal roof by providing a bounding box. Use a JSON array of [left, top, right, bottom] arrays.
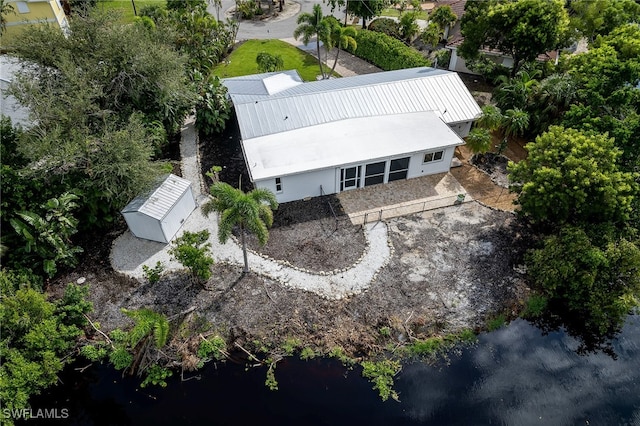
[[122, 174, 192, 220], [226, 67, 481, 140], [223, 70, 303, 103]]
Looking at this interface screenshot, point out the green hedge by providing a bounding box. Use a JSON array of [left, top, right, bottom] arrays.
[[347, 29, 431, 70]]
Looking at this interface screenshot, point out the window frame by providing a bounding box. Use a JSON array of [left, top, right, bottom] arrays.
[[275, 177, 283, 193], [423, 150, 444, 164], [16, 1, 30, 13]]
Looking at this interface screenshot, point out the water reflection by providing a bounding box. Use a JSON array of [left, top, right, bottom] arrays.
[[399, 316, 640, 425], [27, 316, 640, 426]]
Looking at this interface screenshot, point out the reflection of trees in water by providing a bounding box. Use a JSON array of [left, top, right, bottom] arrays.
[[528, 302, 623, 359]]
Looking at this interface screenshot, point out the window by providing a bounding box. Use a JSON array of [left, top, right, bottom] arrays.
[[364, 161, 386, 186], [275, 177, 282, 193], [388, 157, 410, 182], [16, 2, 30, 13], [423, 150, 444, 163]]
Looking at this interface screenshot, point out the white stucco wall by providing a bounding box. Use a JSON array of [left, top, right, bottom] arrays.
[[255, 168, 336, 203], [448, 49, 478, 75], [407, 147, 456, 178], [448, 48, 514, 75], [449, 121, 473, 138], [256, 146, 459, 204]]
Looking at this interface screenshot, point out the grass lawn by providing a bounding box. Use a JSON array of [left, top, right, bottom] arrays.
[[213, 39, 339, 81], [380, 8, 429, 20], [98, 0, 165, 22]]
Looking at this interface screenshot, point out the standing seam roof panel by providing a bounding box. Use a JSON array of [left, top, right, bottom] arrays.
[[231, 69, 481, 140]]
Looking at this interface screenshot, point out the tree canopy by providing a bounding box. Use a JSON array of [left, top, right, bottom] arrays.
[[459, 0, 569, 75], [508, 126, 637, 226], [568, 0, 640, 42], [293, 4, 330, 79], [202, 183, 278, 274]]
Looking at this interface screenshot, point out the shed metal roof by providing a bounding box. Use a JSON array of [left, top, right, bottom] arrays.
[[243, 111, 464, 181], [122, 174, 192, 220], [228, 67, 481, 140]]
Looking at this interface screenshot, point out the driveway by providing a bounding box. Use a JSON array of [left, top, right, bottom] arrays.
[[211, 0, 346, 40]]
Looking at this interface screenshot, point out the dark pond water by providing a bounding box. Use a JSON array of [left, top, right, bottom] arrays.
[[27, 316, 640, 426]]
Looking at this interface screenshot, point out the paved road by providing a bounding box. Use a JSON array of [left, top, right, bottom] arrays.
[[210, 0, 347, 40]]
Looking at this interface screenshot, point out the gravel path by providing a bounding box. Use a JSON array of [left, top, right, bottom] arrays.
[[110, 112, 393, 300]]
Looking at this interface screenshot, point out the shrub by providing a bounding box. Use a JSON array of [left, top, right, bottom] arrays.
[[198, 335, 227, 360], [142, 261, 165, 284], [487, 314, 507, 331], [368, 17, 401, 39], [169, 230, 214, 282], [361, 359, 401, 401], [347, 29, 431, 71], [522, 294, 548, 319]]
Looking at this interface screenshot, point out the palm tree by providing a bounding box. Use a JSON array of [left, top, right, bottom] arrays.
[[429, 5, 457, 40], [493, 69, 541, 110], [323, 16, 357, 77], [293, 4, 330, 79], [502, 108, 530, 138], [202, 182, 278, 274]]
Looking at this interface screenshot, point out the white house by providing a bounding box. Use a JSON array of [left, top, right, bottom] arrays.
[[223, 67, 482, 203], [121, 174, 196, 244]]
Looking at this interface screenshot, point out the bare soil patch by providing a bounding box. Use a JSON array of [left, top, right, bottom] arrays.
[[240, 196, 366, 271], [53, 203, 530, 360]]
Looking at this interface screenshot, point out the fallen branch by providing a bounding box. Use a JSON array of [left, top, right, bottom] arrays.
[[199, 334, 231, 359], [234, 341, 263, 364], [83, 314, 113, 347], [263, 283, 275, 302], [168, 306, 196, 321]]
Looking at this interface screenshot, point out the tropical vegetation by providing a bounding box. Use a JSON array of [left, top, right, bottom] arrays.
[[202, 182, 278, 274]]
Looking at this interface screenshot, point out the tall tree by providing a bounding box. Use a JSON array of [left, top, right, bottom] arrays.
[[323, 16, 357, 76], [508, 126, 637, 226], [568, 0, 640, 43], [527, 225, 640, 337], [202, 183, 278, 274], [293, 4, 330, 79], [429, 4, 457, 40], [459, 0, 570, 76], [347, 0, 386, 29]]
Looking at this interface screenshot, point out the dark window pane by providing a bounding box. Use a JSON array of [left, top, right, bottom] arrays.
[[345, 178, 357, 188], [388, 170, 407, 182], [434, 151, 443, 161], [365, 175, 384, 186], [366, 161, 386, 176], [424, 153, 434, 162], [390, 157, 410, 171], [345, 168, 356, 179]]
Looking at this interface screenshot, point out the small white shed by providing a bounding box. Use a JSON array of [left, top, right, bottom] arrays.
[[121, 174, 196, 244]]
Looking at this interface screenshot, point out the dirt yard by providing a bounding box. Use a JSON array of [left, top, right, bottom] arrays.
[[55, 201, 530, 359]]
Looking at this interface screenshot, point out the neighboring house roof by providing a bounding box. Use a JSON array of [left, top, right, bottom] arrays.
[[243, 111, 463, 181], [225, 67, 482, 141], [0, 55, 31, 127], [122, 174, 192, 220]]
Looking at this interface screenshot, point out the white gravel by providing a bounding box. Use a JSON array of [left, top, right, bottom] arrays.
[[110, 117, 393, 300]]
